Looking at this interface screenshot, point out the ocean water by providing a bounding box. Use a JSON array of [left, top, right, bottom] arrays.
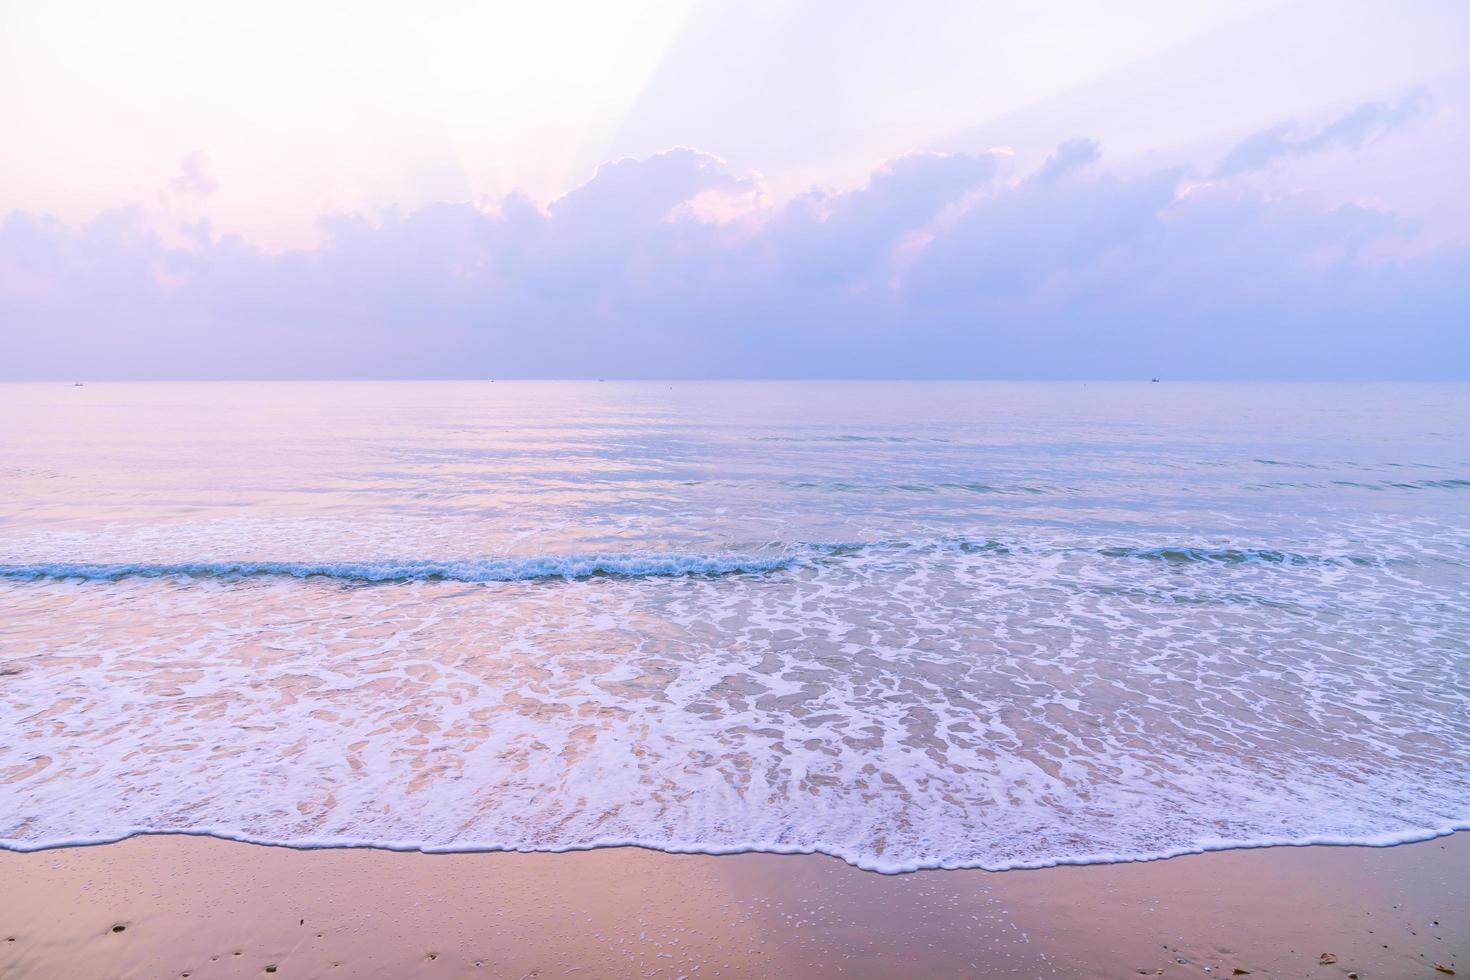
[[2, 381, 1468, 872]]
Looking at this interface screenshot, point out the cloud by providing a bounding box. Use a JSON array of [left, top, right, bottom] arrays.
[[165, 151, 219, 197], [762, 151, 1001, 289], [1214, 90, 1430, 177], [1032, 138, 1100, 185], [1, 143, 1466, 380]]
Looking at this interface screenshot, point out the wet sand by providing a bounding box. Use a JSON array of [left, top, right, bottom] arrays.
[[0, 833, 1464, 979]]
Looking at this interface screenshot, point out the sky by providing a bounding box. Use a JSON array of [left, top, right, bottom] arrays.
[[1, 0, 1468, 379]]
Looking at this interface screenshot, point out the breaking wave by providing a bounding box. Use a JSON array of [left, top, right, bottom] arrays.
[[0, 537, 1427, 585], [0, 553, 802, 584]]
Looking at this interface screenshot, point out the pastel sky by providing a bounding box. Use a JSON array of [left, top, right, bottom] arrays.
[[2, 0, 1468, 379]]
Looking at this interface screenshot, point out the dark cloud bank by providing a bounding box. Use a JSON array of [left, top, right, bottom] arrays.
[[2, 140, 1466, 380]]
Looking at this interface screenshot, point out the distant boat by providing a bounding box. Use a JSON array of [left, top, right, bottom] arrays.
[[72, 382, 84, 387], [1150, 377, 1160, 383]]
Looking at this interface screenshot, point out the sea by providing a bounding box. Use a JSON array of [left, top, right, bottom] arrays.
[[2, 381, 1467, 872]]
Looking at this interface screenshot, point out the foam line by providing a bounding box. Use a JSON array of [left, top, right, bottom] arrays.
[[4, 823, 1468, 875]]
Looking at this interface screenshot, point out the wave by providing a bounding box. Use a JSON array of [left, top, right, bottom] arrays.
[[1097, 545, 1378, 566], [0, 536, 1418, 586], [775, 480, 1062, 495], [0, 553, 801, 584]]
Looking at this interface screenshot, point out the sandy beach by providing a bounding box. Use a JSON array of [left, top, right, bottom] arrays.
[[0, 833, 1463, 979]]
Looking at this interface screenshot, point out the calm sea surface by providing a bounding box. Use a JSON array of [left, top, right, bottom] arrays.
[[2, 381, 1468, 871]]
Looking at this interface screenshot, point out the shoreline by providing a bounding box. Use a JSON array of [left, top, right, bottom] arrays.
[[3, 832, 1464, 979], [4, 821, 1470, 875]]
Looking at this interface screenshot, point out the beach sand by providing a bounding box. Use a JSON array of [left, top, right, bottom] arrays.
[[1, 833, 1464, 979]]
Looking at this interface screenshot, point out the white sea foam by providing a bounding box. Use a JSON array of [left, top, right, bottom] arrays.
[[3, 535, 1468, 872]]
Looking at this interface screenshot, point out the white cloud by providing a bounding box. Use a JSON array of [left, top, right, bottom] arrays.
[[1213, 90, 1430, 177], [1, 144, 1466, 380]]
